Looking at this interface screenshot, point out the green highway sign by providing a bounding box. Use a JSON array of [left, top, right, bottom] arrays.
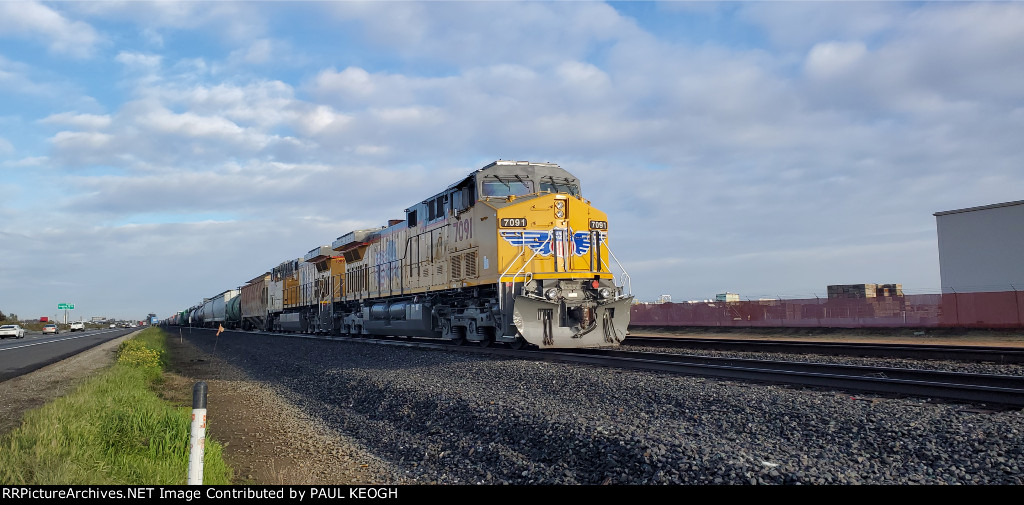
[[58, 303, 75, 310]]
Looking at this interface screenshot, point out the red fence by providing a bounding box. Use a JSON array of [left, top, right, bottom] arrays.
[[630, 291, 1024, 329]]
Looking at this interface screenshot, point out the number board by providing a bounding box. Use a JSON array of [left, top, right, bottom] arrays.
[[500, 217, 527, 228], [589, 220, 608, 230]]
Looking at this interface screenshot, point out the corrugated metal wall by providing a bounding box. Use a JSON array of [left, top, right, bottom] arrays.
[[631, 291, 1024, 328]]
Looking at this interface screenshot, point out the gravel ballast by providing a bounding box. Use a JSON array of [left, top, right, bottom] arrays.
[[183, 330, 1024, 485]]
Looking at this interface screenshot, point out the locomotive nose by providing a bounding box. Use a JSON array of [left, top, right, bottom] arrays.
[[513, 295, 632, 349]]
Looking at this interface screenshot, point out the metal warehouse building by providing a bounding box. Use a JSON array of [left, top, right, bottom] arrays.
[[934, 200, 1024, 327]]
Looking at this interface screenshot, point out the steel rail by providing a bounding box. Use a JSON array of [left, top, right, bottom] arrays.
[[542, 349, 1024, 408], [623, 335, 1024, 364]]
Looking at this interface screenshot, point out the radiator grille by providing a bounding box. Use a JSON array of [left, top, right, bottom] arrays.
[[451, 255, 462, 280], [464, 251, 477, 278]]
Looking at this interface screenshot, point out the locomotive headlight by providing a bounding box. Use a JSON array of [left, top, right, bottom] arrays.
[[545, 288, 561, 300], [598, 287, 612, 299], [554, 200, 565, 210], [555, 210, 565, 218]]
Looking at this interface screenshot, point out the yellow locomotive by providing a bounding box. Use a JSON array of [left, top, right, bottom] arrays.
[[233, 160, 632, 349]]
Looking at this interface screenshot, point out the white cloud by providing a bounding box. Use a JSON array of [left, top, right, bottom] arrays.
[[0, 54, 60, 97], [297, 105, 352, 136], [314, 67, 375, 98], [40, 112, 112, 130], [740, 2, 900, 50], [67, 1, 268, 43], [370, 106, 443, 125], [51, 131, 114, 152], [141, 108, 244, 138], [171, 81, 300, 128], [804, 41, 867, 80], [228, 38, 300, 67], [0, 1, 102, 58], [327, 2, 640, 67], [115, 51, 163, 71], [0, 156, 47, 169]]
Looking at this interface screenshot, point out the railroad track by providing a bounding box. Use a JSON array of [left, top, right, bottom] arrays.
[[187, 328, 1024, 408], [556, 347, 1024, 408], [341, 334, 1024, 408], [623, 335, 1024, 364]]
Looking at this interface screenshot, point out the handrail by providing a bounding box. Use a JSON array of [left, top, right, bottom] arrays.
[[499, 248, 527, 282], [497, 233, 547, 315], [601, 246, 632, 296], [497, 248, 526, 320]]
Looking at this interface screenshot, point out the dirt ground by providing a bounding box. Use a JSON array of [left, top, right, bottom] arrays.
[[157, 333, 403, 484]]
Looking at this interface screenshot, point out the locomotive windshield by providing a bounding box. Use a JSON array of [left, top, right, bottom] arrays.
[[540, 180, 579, 197], [481, 176, 534, 197]]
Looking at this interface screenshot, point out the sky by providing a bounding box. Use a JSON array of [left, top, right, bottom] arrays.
[[1, 1, 1022, 321]]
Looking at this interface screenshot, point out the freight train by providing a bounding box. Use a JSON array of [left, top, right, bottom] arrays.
[[167, 160, 632, 349]]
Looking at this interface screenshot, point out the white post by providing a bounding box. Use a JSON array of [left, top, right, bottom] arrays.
[[187, 382, 208, 485]]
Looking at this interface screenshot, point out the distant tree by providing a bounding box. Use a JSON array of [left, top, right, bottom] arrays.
[[0, 310, 5, 321]]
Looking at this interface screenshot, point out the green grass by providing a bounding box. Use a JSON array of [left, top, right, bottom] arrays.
[[0, 328, 233, 485]]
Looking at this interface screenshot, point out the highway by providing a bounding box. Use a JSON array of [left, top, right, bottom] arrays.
[[0, 327, 137, 382]]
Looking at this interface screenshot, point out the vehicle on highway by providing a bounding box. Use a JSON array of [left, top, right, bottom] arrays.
[[0, 324, 26, 339], [42, 323, 60, 335], [110, 323, 116, 328], [70, 321, 85, 332]]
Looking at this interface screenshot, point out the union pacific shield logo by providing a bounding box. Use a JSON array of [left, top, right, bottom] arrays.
[[500, 229, 607, 256], [499, 230, 553, 255]]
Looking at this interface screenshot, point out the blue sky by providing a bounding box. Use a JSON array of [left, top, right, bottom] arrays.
[[1, 1, 1022, 321]]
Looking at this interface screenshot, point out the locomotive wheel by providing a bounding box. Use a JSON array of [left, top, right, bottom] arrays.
[[509, 336, 527, 350], [451, 325, 467, 346], [478, 326, 494, 348]]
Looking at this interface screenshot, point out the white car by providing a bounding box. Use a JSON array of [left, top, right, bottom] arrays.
[[0, 324, 26, 339], [70, 321, 85, 332]]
